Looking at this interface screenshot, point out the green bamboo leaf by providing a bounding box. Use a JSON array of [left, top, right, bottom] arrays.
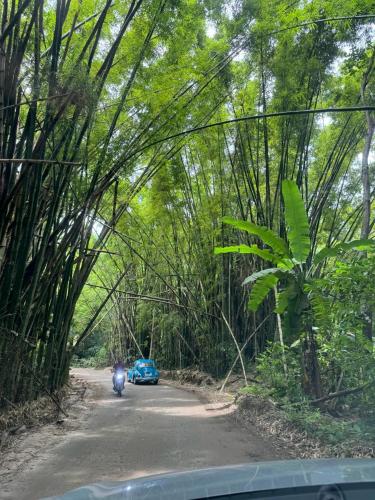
[[313, 239, 375, 265], [222, 216, 289, 257], [248, 274, 280, 311], [214, 244, 277, 263], [282, 180, 311, 263]]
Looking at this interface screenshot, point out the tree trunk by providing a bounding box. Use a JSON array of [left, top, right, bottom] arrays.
[[360, 117, 374, 242], [360, 48, 375, 341], [360, 116, 374, 341], [303, 327, 322, 400]]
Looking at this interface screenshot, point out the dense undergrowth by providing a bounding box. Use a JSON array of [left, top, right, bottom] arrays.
[[241, 383, 375, 450], [241, 329, 375, 450]]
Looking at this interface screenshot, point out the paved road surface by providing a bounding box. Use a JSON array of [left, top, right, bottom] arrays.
[[0, 368, 280, 499]]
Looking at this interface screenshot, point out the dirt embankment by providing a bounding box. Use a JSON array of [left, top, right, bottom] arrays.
[[236, 394, 375, 459], [0, 374, 91, 487], [160, 368, 215, 386], [161, 368, 375, 459], [0, 376, 89, 450]]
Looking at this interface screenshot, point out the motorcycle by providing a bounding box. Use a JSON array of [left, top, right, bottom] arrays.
[[113, 370, 125, 397]]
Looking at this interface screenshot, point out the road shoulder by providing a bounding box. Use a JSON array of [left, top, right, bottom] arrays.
[[0, 374, 92, 496]]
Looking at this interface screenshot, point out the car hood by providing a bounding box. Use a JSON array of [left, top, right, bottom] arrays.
[[45, 459, 375, 499]]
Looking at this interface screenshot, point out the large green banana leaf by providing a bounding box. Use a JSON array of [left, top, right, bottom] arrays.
[[282, 179, 310, 263], [222, 216, 289, 256]]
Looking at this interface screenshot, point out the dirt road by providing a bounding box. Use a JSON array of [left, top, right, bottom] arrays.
[[0, 368, 282, 499]]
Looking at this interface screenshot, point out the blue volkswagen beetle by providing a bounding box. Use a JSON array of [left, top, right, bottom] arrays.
[[127, 358, 159, 385]]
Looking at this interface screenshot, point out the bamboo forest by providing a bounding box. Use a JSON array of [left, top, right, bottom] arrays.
[[1, 0, 375, 461]]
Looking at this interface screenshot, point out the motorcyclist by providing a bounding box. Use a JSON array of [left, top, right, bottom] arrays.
[[113, 359, 125, 372], [112, 359, 125, 389]]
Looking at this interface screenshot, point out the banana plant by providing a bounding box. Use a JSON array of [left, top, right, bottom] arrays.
[[215, 179, 375, 398]]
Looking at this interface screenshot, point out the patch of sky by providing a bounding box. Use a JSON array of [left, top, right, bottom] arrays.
[[92, 218, 104, 237], [98, 38, 112, 57], [206, 20, 217, 38], [223, 0, 239, 21], [317, 114, 333, 129], [185, 163, 199, 178], [106, 84, 122, 99], [154, 44, 167, 58], [233, 50, 246, 62]]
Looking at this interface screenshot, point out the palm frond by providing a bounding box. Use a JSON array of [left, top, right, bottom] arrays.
[[275, 284, 297, 314], [214, 244, 277, 263], [248, 274, 280, 311], [282, 180, 310, 263], [242, 267, 285, 286], [222, 216, 289, 256]]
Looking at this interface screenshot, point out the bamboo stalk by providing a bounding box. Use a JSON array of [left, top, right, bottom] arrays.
[[0, 158, 82, 165]]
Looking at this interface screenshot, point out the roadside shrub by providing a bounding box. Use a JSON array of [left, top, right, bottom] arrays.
[[318, 331, 375, 415], [95, 346, 109, 367], [70, 346, 109, 368], [256, 342, 304, 402]]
